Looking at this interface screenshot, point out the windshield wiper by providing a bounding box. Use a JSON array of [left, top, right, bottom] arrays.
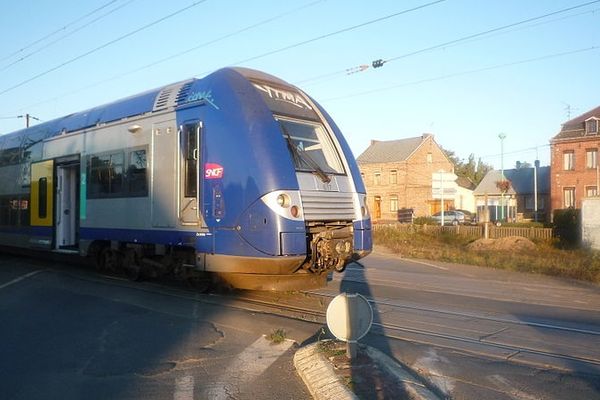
[[282, 127, 331, 183]]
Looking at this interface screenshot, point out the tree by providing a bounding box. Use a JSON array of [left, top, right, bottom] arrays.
[[442, 148, 493, 185]]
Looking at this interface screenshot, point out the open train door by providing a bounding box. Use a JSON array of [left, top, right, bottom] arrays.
[[54, 157, 80, 250]]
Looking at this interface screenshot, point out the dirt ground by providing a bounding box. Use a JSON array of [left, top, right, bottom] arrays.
[[466, 235, 537, 252]]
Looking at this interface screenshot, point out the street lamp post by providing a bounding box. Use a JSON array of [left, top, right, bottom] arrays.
[[498, 133, 506, 222]]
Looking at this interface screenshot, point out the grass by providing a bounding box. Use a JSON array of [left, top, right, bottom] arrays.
[[317, 340, 347, 358], [267, 328, 287, 344], [373, 226, 600, 284]]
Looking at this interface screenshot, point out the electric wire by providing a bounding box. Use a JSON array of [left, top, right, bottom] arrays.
[[3, 0, 326, 114], [0, 0, 209, 97], [296, 0, 600, 85], [0, 0, 119, 64], [198, 0, 447, 76], [0, 0, 136, 73], [321, 45, 599, 102]]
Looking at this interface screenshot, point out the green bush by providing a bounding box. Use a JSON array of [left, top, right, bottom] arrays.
[[552, 208, 581, 248], [414, 216, 436, 225]]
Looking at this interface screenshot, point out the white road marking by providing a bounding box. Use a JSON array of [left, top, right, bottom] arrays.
[[0, 269, 46, 290], [205, 335, 294, 399], [174, 375, 194, 400], [407, 259, 449, 271]]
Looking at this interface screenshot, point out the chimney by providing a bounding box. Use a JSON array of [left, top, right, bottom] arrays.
[[370, 140, 380, 146], [422, 133, 434, 139]]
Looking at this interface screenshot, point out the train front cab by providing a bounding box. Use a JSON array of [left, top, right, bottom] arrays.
[[204, 71, 372, 290]]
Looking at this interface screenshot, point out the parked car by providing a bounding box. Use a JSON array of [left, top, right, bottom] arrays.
[[432, 210, 469, 225], [455, 209, 475, 225]]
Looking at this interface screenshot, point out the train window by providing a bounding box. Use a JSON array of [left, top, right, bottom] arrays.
[[88, 152, 125, 198], [38, 178, 47, 219], [183, 124, 199, 198], [87, 148, 148, 199], [127, 149, 148, 196], [276, 117, 345, 175]]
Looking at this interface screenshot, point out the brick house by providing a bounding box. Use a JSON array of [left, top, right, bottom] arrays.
[[357, 134, 454, 221], [550, 105, 600, 212]]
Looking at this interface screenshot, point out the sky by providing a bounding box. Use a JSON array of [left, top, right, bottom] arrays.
[[0, 0, 598, 170]]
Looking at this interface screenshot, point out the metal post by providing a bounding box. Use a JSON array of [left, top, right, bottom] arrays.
[[26, 113, 30, 128], [498, 133, 506, 222], [534, 161, 538, 222], [440, 170, 445, 226], [346, 341, 357, 359]]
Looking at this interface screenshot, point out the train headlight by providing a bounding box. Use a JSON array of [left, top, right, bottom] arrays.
[[277, 194, 290, 208], [290, 205, 300, 218]]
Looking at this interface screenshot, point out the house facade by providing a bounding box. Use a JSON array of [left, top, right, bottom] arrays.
[[357, 134, 454, 221], [474, 165, 550, 223], [550, 105, 600, 212]]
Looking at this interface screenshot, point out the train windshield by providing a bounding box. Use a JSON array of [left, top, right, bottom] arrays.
[[276, 117, 345, 177]]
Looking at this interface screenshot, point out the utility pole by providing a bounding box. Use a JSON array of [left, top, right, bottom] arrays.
[[18, 113, 41, 128]]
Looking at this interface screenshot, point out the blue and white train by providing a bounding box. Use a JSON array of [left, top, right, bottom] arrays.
[[0, 67, 371, 290]]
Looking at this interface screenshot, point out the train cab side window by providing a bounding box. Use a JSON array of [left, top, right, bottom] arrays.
[[183, 124, 199, 198]]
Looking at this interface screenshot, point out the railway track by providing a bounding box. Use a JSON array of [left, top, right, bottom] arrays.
[[9, 257, 600, 371]]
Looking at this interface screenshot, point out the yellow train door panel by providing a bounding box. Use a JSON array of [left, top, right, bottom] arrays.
[[31, 160, 54, 227]]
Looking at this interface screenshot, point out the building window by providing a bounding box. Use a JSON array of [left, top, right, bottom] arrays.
[[389, 169, 397, 184], [374, 172, 381, 185], [563, 151, 574, 171], [390, 195, 398, 212], [586, 186, 598, 197], [563, 187, 575, 208], [426, 153, 432, 163], [586, 148, 597, 169], [525, 195, 534, 210], [586, 118, 598, 135]]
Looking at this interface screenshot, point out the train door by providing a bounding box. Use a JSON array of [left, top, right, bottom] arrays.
[[179, 122, 202, 225], [151, 120, 177, 228], [31, 160, 54, 229], [55, 159, 79, 249]]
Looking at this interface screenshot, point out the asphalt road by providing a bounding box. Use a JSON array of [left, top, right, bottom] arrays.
[[0, 254, 313, 400], [314, 245, 600, 399], [2, 248, 600, 399]]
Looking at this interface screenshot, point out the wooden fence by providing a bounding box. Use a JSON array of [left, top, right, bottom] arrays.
[[373, 223, 554, 241]]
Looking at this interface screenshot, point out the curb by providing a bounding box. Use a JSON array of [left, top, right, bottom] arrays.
[[293, 342, 440, 400]]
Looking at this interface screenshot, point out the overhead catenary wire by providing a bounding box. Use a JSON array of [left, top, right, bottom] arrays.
[[0, 0, 137, 73], [296, 0, 600, 85], [3, 0, 327, 114], [0, 0, 209, 97], [0, 0, 120, 64], [198, 0, 447, 76], [321, 45, 600, 102]]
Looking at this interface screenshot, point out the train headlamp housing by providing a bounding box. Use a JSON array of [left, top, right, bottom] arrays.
[[354, 193, 370, 220], [262, 190, 303, 221]]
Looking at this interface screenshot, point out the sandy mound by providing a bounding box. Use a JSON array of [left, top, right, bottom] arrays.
[[467, 236, 537, 252]]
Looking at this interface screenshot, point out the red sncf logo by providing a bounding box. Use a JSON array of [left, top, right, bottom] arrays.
[[205, 163, 224, 179]]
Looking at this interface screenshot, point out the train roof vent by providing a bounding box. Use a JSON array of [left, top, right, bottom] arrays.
[[175, 81, 194, 105], [152, 80, 194, 112]]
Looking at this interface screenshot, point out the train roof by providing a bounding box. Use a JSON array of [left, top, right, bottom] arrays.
[[1, 67, 291, 143]]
